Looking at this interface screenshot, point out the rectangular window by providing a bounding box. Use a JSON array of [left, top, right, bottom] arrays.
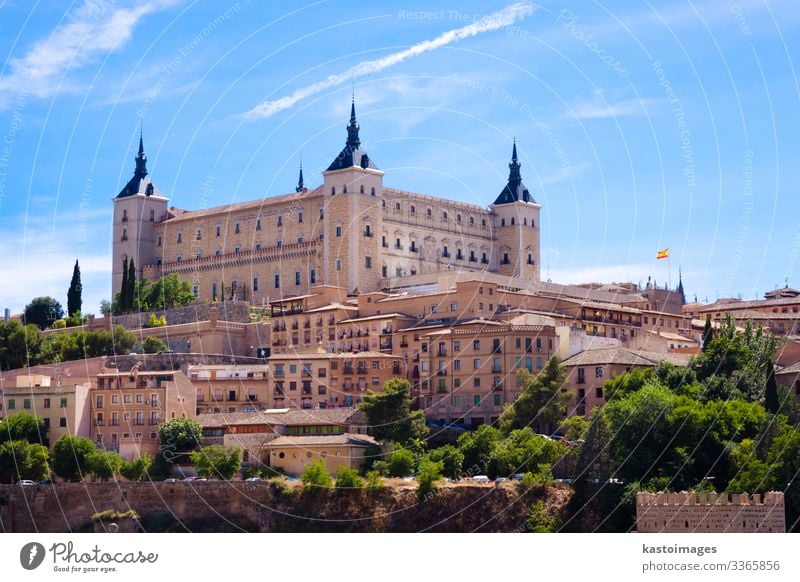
[[253, 277, 259, 291], [473, 358, 480, 369], [274, 274, 280, 288], [336, 226, 342, 237], [494, 394, 502, 406], [473, 340, 480, 350], [310, 269, 316, 284], [336, 259, 342, 271], [124, 395, 132, 404], [60, 417, 67, 427], [60, 398, 67, 408], [8, 399, 15, 410], [23, 399, 30, 409], [474, 395, 481, 406], [365, 256, 372, 269], [43, 398, 51, 409], [96, 395, 103, 408], [577, 368, 585, 384], [295, 271, 301, 286]]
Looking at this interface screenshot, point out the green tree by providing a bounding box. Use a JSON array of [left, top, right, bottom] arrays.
[[491, 428, 566, 478], [111, 326, 136, 355], [560, 415, 590, 442], [301, 459, 333, 491], [85, 449, 123, 481], [127, 258, 137, 312], [24, 296, 64, 330], [159, 417, 202, 456], [0, 412, 47, 444], [335, 466, 364, 490], [764, 362, 779, 414], [1, 323, 44, 369], [67, 260, 82, 317], [0, 440, 50, 483], [426, 445, 465, 480], [727, 439, 772, 494], [525, 500, 559, 532], [456, 424, 502, 475], [50, 435, 96, 481], [142, 335, 167, 354], [120, 257, 129, 314], [190, 445, 242, 479], [374, 446, 416, 477], [120, 454, 153, 481], [573, 411, 614, 485], [417, 457, 443, 500], [499, 358, 569, 434], [702, 314, 714, 350], [365, 470, 385, 490], [359, 378, 428, 446]]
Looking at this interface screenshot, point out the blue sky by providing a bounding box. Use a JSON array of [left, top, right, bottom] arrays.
[[0, 0, 798, 315]]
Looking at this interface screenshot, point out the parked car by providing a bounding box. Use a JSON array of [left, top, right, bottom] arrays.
[[164, 478, 178, 483], [472, 475, 491, 484], [245, 477, 263, 482], [494, 477, 508, 485], [16, 480, 36, 486], [510, 473, 525, 481]]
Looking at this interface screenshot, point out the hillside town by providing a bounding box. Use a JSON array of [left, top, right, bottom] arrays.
[[0, 102, 795, 533]]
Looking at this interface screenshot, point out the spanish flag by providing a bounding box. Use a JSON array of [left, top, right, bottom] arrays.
[[656, 248, 669, 260]]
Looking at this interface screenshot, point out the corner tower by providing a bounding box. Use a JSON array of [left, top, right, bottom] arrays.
[[321, 99, 384, 293], [490, 141, 540, 281], [111, 132, 169, 296]]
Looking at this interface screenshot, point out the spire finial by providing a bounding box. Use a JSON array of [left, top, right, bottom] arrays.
[[512, 138, 517, 162], [296, 158, 305, 193], [134, 125, 147, 178], [346, 95, 360, 149]]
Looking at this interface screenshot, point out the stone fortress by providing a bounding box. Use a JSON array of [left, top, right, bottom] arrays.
[[112, 100, 541, 304]]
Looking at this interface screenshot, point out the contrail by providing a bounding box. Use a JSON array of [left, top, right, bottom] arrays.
[[246, 2, 536, 119]]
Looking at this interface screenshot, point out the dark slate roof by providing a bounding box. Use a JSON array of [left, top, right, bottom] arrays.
[[265, 433, 378, 448], [326, 100, 378, 172], [117, 134, 162, 198], [493, 141, 534, 205]]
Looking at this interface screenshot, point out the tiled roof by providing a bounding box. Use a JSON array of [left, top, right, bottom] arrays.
[[197, 407, 364, 428], [265, 433, 378, 448], [562, 347, 691, 368]]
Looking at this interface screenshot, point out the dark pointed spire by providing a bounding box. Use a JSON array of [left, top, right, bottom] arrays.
[[493, 139, 533, 205], [677, 266, 686, 304], [346, 97, 360, 149], [134, 128, 148, 178], [326, 96, 377, 172], [296, 161, 305, 193]]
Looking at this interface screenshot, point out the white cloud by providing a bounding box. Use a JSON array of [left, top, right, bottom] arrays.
[[245, 2, 537, 119], [570, 96, 661, 119], [0, 0, 179, 108]]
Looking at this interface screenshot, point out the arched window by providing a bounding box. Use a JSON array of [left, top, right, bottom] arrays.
[[427, 208, 432, 217], [501, 218, 506, 227], [511, 217, 515, 226], [331, 187, 336, 195], [360, 185, 364, 193], [469, 216, 474, 226], [395, 202, 401, 211], [371, 187, 376, 196], [457, 213, 462, 223]]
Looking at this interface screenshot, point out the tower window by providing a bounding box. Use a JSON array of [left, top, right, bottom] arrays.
[[310, 269, 316, 284], [469, 216, 474, 226], [395, 202, 401, 212], [336, 226, 342, 237], [410, 205, 416, 214], [157, 235, 162, 247], [253, 277, 259, 291], [121, 228, 128, 241], [360, 185, 364, 193], [501, 219, 505, 227], [528, 254, 533, 265], [442, 211, 448, 221], [216, 225, 221, 237], [331, 187, 336, 195], [278, 216, 283, 227], [298, 212, 303, 224], [382, 266, 388, 277], [196, 228, 201, 240], [295, 271, 301, 286], [256, 219, 261, 230], [235, 222, 240, 234], [177, 232, 182, 243], [371, 187, 375, 196], [427, 208, 432, 217], [150, 209, 155, 222], [274, 274, 281, 288], [511, 217, 515, 225], [457, 214, 462, 222], [336, 259, 342, 271], [365, 256, 372, 269]]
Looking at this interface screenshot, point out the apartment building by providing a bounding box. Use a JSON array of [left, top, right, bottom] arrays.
[[187, 364, 270, 414], [92, 366, 197, 459], [0, 374, 91, 445]]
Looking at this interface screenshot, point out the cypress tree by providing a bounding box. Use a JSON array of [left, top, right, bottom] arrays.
[[127, 258, 137, 311], [701, 315, 714, 351], [764, 362, 779, 415], [120, 257, 129, 313], [67, 259, 82, 316]]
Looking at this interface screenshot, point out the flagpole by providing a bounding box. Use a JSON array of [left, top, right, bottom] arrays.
[[668, 255, 671, 290]]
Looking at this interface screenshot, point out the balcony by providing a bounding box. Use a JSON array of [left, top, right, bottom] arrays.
[[493, 382, 503, 391], [492, 367, 502, 374], [437, 370, 447, 376], [274, 389, 285, 396], [379, 341, 392, 351], [380, 327, 393, 335], [481, 258, 489, 265], [410, 246, 418, 253], [394, 244, 403, 250], [357, 368, 367, 375], [442, 251, 451, 258], [399, 341, 408, 348]]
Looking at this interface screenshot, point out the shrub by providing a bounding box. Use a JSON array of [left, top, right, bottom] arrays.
[[417, 457, 443, 501], [301, 460, 333, 492], [335, 466, 364, 490], [142, 335, 167, 354], [365, 470, 385, 490]]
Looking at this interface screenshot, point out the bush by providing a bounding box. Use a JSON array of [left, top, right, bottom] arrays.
[[147, 314, 167, 327], [86, 450, 123, 481], [385, 446, 416, 477], [365, 470, 385, 490], [0, 440, 50, 483], [417, 457, 444, 501], [50, 435, 96, 481], [521, 464, 555, 491], [190, 445, 242, 479], [301, 460, 333, 492], [120, 454, 153, 481], [335, 466, 364, 490], [142, 335, 167, 354], [91, 509, 140, 522]]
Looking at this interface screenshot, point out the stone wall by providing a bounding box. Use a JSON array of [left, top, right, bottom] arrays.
[[636, 491, 786, 533], [0, 481, 567, 533], [106, 353, 266, 373], [112, 301, 251, 329]]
